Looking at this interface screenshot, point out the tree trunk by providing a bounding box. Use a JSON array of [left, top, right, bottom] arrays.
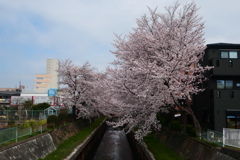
[[181, 111, 187, 133], [178, 99, 201, 131]]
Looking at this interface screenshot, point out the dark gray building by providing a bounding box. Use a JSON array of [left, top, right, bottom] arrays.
[[0, 91, 21, 106], [193, 43, 240, 132]]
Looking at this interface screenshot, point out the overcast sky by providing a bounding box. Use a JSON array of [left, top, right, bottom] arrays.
[[0, 0, 240, 89]]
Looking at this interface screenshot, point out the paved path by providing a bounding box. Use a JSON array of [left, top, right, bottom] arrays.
[[92, 126, 135, 160]]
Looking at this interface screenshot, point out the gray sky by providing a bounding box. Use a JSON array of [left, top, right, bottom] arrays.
[[1, 0, 240, 89]]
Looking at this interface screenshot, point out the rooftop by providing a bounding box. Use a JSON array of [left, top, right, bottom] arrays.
[[207, 43, 240, 49]]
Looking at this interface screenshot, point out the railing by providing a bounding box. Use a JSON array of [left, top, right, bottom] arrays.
[[0, 110, 58, 121], [223, 128, 240, 148], [0, 124, 47, 144], [197, 129, 223, 146]]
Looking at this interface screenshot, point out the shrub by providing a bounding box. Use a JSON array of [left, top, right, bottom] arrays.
[[22, 119, 37, 128], [169, 121, 182, 132], [64, 113, 73, 123], [67, 113, 73, 119], [9, 106, 18, 110], [31, 102, 50, 110], [47, 115, 59, 125], [39, 119, 47, 125], [157, 114, 166, 126], [156, 112, 172, 127], [186, 125, 196, 137], [58, 112, 67, 122], [8, 120, 15, 127], [59, 108, 68, 114]]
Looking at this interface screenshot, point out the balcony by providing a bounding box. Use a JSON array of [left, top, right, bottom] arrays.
[[210, 59, 240, 76]]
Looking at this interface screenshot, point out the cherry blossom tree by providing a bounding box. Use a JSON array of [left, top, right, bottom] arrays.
[[105, 1, 212, 140], [57, 59, 100, 119]]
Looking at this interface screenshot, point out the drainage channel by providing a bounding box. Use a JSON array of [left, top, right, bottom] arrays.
[[67, 120, 153, 160], [92, 125, 135, 160]]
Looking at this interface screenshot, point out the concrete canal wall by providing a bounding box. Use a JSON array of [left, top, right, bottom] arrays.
[[65, 121, 107, 160], [155, 127, 240, 160], [0, 118, 94, 160], [127, 132, 155, 160], [1, 119, 240, 160], [0, 133, 56, 160]]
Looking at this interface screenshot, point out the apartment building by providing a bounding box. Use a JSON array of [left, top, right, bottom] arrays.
[[35, 59, 59, 92], [193, 43, 240, 132]]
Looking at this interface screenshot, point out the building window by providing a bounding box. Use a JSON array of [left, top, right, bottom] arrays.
[[226, 111, 240, 129], [217, 80, 225, 89], [229, 51, 238, 58], [221, 51, 238, 58], [221, 51, 228, 58], [36, 77, 44, 79], [217, 80, 233, 89], [226, 80, 233, 89], [237, 83, 240, 87], [36, 82, 41, 84]]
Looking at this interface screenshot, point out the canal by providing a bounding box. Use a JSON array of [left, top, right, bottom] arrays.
[[92, 125, 135, 160]]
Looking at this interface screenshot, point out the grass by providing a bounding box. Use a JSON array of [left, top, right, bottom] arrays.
[[41, 116, 106, 160], [143, 134, 185, 160], [225, 145, 240, 151]]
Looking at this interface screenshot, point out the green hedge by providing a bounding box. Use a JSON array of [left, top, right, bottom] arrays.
[[186, 125, 196, 137], [47, 115, 59, 128], [169, 121, 182, 132]]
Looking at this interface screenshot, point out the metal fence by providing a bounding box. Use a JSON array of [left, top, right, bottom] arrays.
[[0, 108, 73, 122], [223, 128, 240, 148], [0, 110, 58, 121], [197, 129, 223, 146], [0, 124, 47, 144]]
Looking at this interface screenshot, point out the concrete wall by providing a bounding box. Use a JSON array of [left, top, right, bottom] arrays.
[[155, 128, 239, 160], [127, 132, 155, 160], [0, 118, 93, 160], [0, 133, 56, 160], [65, 121, 107, 160]]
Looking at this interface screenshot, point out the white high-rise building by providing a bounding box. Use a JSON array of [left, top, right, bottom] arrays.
[[35, 59, 59, 92]]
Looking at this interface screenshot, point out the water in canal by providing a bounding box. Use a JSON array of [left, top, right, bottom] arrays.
[[92, 125, 135, 160]]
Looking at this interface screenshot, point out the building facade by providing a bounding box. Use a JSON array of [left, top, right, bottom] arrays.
[[193, 43, 240, 132], [35, 59, 59, 92]]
